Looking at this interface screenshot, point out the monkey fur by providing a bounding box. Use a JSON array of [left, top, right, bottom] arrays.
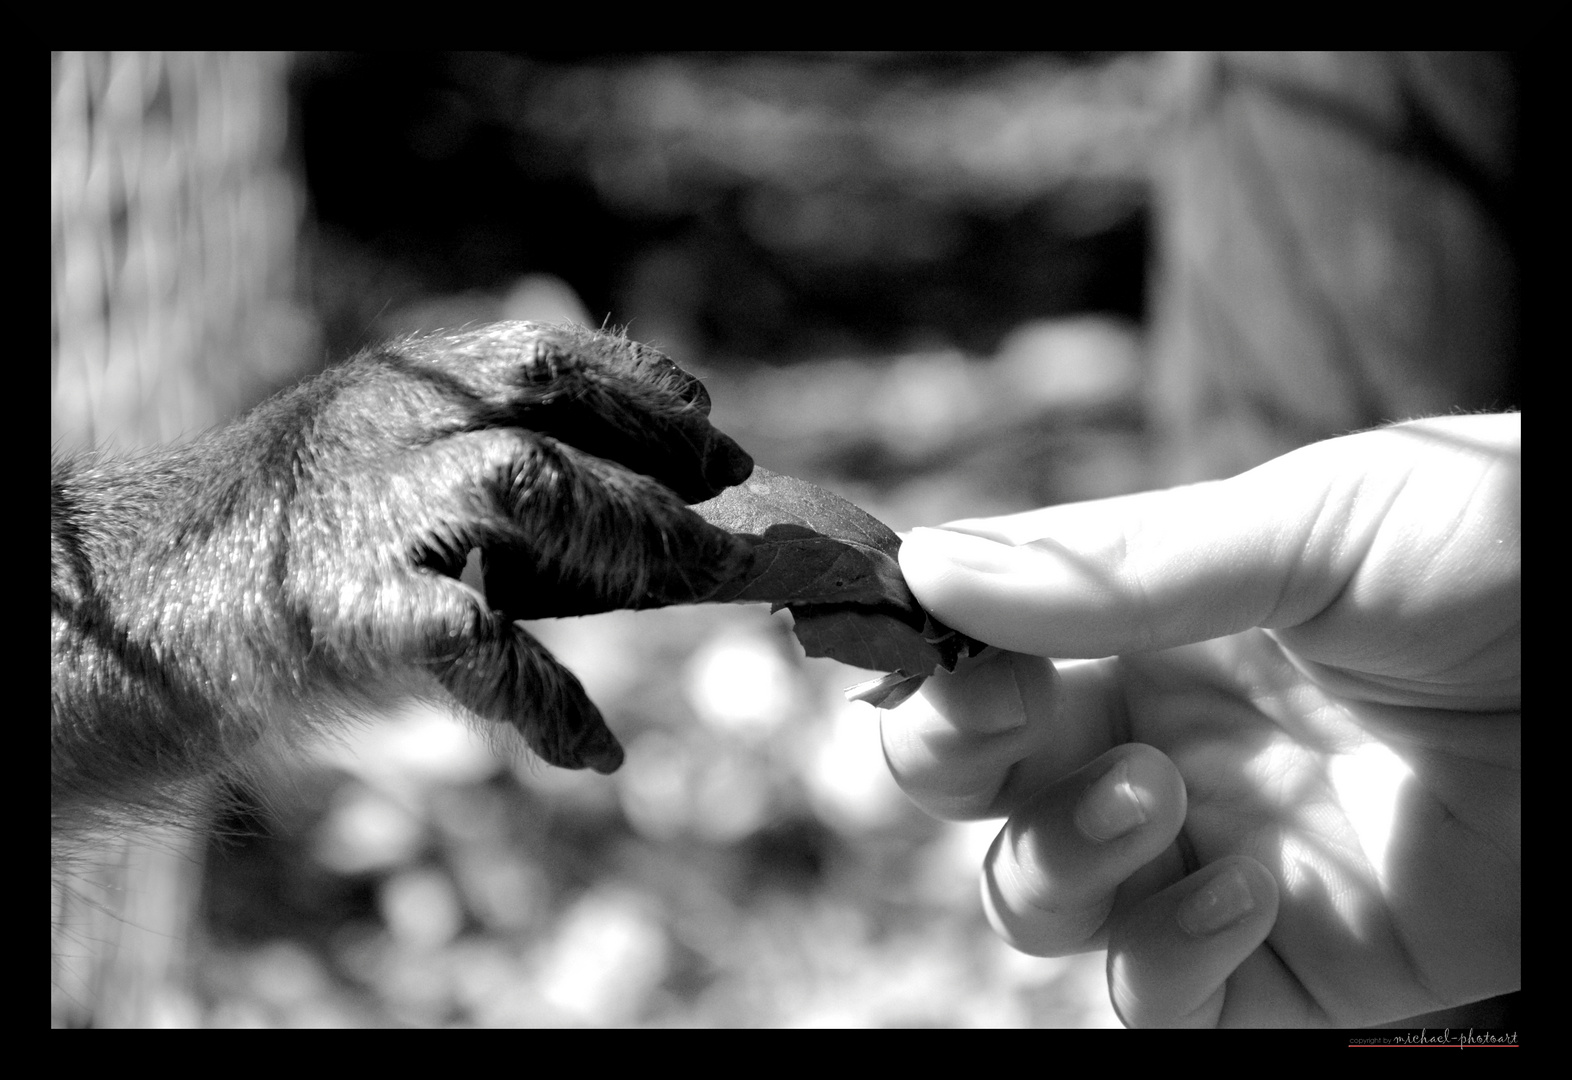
[[51, 323, 755, 847]]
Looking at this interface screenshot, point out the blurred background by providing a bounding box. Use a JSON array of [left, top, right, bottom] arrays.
[[52, 51, 1521, 1027]]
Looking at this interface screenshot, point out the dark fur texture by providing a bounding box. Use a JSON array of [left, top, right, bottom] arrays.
[[51, 322, 754, 846]]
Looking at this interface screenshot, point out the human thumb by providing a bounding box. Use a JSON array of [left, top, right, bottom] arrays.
[[897, 480, 1310, 659]]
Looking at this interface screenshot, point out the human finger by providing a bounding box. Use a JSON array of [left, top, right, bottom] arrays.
[[879, 650, 1054, 821], [884, 651, 1134, 822], [899, 414, 1519, 661], [897, 475, 1304, 660], [1104, 856, 1282, 1027], [979, 743, 1187, 957]]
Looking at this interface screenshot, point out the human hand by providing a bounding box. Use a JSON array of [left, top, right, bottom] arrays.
[[881, 414, 1520, 1026], [53, 323, 753, 836]]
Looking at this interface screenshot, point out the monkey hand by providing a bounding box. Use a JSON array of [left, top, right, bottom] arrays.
[[52, 323, 754, 827]]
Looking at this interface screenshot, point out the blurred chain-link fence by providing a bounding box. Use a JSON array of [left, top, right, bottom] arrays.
[[51, 50, 315, 1028]]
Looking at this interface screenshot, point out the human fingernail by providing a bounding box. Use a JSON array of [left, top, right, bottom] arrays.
[[1074, 759, 1148, 842], [1177, 866, 1256, 936], [918, 650, 1031, 735], [907, 527, 1020, 574], [948, 651, 1028, 733]]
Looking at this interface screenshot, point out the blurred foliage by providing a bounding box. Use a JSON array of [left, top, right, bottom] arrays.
[[199, 607, 1120, 1026], [294, 51, 1153, 365]]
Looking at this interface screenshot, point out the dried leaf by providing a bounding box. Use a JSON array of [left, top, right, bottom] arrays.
[[789, 607, 944, 676], [842, 671, 926, 710], [698, 469, 919, 621], [693, 467, 984, 703]]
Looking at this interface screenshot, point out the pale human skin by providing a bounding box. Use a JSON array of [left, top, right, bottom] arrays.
[[881, 413, 1519, 1027]]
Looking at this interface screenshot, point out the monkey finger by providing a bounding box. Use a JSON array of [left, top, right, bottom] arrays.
[[434, 614, 624, 774], [311, 547, 625, 772], [483, 436, 755, 620], [412, 323, 753, 503]]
